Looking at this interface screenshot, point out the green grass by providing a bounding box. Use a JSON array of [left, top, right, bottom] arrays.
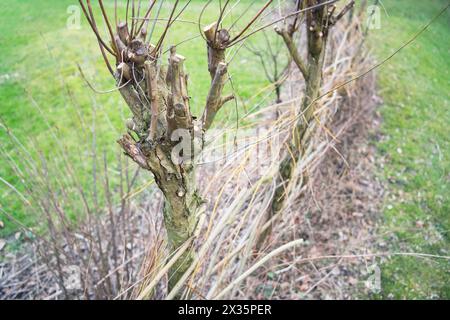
[[369, 0, 450, 299], [0, 0, 275, 236]]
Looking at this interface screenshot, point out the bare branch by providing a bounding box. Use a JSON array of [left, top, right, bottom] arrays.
[[201, 62, 233, 131], [230, 0, 340, 46], [331, 0, 355, 25], [144, 60, 159, 141], [227, 0, 274, 46], [134, 0, 158, 39], [97, 0, 118, 54], [117, 134, 150, 170], [275, 26, 309, 80], [153, 0, 180, 55], [84, 0, 115, 74], [78, 0, 116, 56]]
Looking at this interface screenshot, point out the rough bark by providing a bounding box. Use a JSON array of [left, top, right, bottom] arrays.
[[118, 134, 201, 288]]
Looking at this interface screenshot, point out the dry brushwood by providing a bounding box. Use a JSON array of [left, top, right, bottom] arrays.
[[78, 0, 274, 293]]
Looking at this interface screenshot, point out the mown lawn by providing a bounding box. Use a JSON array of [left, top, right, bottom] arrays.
[[0, 0, 274, 236], [369, 0, 449, 299]]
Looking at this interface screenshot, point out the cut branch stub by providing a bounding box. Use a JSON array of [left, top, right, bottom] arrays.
[[144, 60, 160, 141], [128, 39, 148, 66], [201, 62, 231, 131], [114, 35, 128, 60], [117, 22, 130, 45], [275, 26, 309, 81], [117, 62, 131, 81], [166, 48, 192, 137], [117, 134, 150, 170], [204, 22, 230, 80]]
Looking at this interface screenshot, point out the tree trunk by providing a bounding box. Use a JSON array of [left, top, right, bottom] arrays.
[[78, 1, 272, 296], [114, 45, 202, 292], [118, 134, 202, 291], [258, 1, 331, 246], [258, 46, 326, 246], [155, 154, 201, 290], [113, 22, 233, 293], [258, 1, 356, 247], [271, 45, 326, 213]]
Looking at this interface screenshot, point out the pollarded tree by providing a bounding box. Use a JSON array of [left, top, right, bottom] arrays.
[[259, 0, 355, 244], [78, 0, 274, 290]]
